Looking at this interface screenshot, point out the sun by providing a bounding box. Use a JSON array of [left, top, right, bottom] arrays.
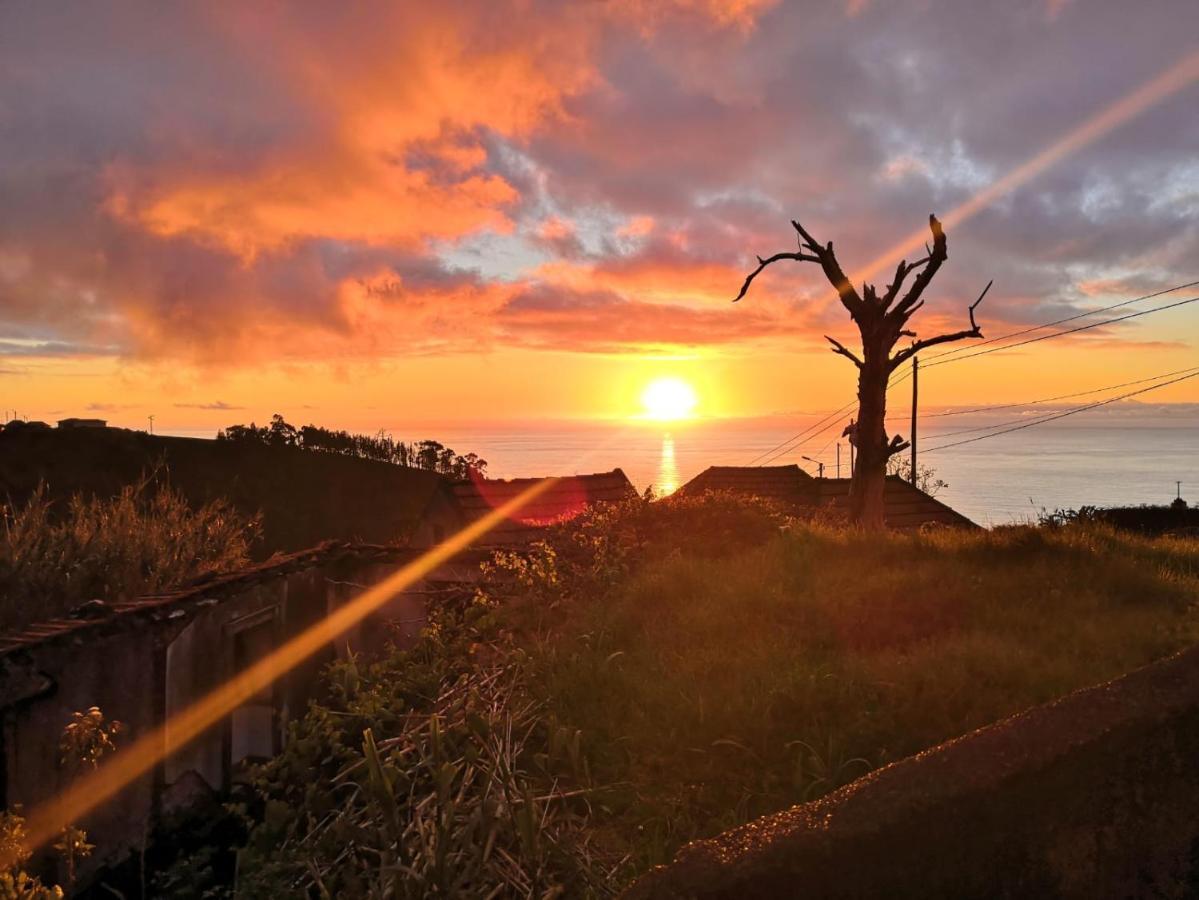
[[641, 377, 698, 421]]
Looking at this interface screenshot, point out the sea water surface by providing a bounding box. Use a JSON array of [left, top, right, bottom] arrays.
[[421, 417, 1199, 527]]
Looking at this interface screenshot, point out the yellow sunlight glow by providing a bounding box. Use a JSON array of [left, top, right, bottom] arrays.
[[641, 377, 698, 421], [4, 477, 558, 870]]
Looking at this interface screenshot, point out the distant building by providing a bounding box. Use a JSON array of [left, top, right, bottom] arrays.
[[0, 542, 472, 884], [678, 464, 815, 506], [448, 468, 639, 547], [3, 419, 50, 432], [57, 417, 108, 429], [678, 466, 978, 530]]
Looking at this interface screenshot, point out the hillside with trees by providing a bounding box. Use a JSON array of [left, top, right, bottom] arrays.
[[0, 426, 463, 556], [216, 414, 486, 480]]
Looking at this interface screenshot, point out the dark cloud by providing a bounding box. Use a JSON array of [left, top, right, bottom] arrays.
[[0, 0, 1195, 363], [172, 400, 246, 411], [85, 402, 135, 412], [0, 339, 118, 357]]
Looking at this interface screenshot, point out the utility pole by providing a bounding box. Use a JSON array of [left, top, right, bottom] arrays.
[[910, 356, 919, 485], [148, 414, 154, 435], [802, 455, 824, 479], [836, 442, 842, 479]]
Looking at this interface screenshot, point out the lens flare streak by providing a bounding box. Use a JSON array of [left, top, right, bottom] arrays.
[[6, 477, 559, 868], [851, 50, 1199, 290]]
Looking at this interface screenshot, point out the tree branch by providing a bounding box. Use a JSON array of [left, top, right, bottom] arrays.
[[881, 256, 931, 309], [888, 215, 948, 321], [890, 279, 992, 370], [886, 433, 910, 458], [825, 335, 863, 368], [732, 251, 819, 302], [790, 220, 864, 317]]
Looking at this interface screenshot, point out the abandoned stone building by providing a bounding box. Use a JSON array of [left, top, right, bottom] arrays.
[[0, 467, 636, 885]]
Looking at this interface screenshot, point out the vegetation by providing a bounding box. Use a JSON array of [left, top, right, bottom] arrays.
[[480, 495, 1199, 870], [885, 456, 948, 496], [1038, 502, 1199, 535], [0, 479, 259, 632], [217, 414, 487, 480], [0, 707, 122, 898], [59, 494, 1199, 893], [145, 594, 628, 898]]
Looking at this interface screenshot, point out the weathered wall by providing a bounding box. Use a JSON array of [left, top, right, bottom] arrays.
[[0, 542, 472, 887], [1, 618, 167, 883], [625, 643, 1199, 899]]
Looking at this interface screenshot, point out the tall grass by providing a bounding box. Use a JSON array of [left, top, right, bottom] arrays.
[[0, 479, 259, 632], [486, 496, 1199, 871], [142, 493, 1199, 893], [223, 604, 627, 898]]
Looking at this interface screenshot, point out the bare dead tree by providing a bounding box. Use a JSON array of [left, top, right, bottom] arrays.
[[734, 214, 991, 529]]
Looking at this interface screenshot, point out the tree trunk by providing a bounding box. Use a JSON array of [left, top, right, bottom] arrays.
[[733, 214, 989, 530], [848, 342, 890, 530]]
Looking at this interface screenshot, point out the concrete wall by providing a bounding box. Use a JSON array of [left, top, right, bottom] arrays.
[[625, 643, 1199, 899], [0, 542, 462, 887], [1, 617, 167, 883]]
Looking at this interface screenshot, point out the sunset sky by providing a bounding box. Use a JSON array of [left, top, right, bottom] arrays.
[[1, 2, 1197, 433]]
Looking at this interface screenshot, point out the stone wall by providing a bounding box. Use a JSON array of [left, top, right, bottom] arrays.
[[625, 643, 1199, 899], [0, 542, 481, 886]]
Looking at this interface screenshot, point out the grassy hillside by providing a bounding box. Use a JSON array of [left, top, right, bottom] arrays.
[[0, 427, 445, 557], [197, 496, 1199, 896], [511, 517, 1199, 868]]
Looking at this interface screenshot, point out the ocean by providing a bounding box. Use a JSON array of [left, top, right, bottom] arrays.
[[422, 415, 1199, 527]]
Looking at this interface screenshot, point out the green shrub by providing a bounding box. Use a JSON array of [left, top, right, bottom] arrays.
[[0, 479, 259, 632], [482, 490, 789, 613], [498, 517, 1199, 870], [229, 596, 626, 898], [150, 497, 1199, 892]]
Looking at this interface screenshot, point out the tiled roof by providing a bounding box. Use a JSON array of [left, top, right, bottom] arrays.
[[450, 469, 638, 547], [677, 467, 977, 529], [0, 542, 426, 660], [676, 465, 814, 505], [811, 477, 978, 529]]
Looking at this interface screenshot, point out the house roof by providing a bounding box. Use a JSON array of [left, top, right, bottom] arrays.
[[676, 467, 978, 529], [0, 542, 421, 662], [812, 476, 978, 529], [450, 468, 638, 547], [676, 465, 814, 506]]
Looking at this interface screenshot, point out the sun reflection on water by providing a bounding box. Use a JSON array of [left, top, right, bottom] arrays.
[[656, 432, 679, 496]]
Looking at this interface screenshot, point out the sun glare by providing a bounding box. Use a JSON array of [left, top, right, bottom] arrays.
[[641, 377, 698, 421]]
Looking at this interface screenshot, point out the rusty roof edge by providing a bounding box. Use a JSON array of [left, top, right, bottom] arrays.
[[0, 540, 422, 662]]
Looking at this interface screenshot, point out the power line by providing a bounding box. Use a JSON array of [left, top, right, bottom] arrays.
[[923, 368, 1199, 453], [751, 402, 855, 467], [745, 279, 1199, 466], [921, 279, 1199, 363], [890, 364, 1199, 422], [926, 365, 1199, 439], [750, 364, 912, 467], [922, 293, 1199, 370]]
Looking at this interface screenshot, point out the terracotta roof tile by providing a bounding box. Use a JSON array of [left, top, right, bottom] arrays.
[[0, 541, 429, 659], [676, 465, 815, 504], [451, 469, 638, 547], [677, 467, 977, 529]]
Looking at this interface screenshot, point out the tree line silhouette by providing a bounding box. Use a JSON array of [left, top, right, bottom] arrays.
[[216, 414, 487, 480]]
